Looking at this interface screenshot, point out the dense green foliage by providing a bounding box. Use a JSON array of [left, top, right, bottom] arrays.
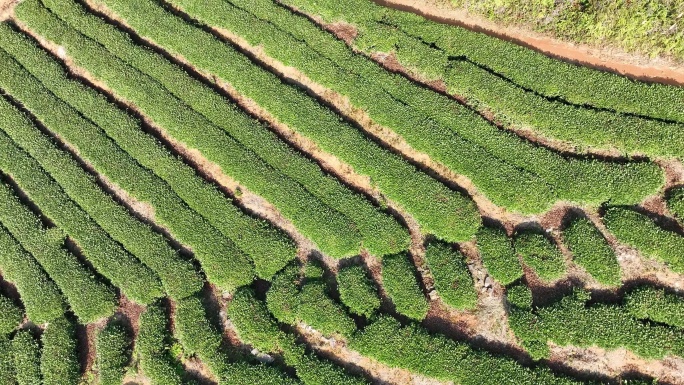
[[562, 215, 622, 286], [136, 304, 185, 384], [625, 286, 684, 329], [381, 253, 429, 321], [604, 207, 684, 274], [95, 319, 132, 385], [0, 224, 66, 324], [0, 72, 202, 300], [36, 0, 409, 259], [282, 0, 684, 124], [175, 294, 296, 384], [0, 337, 15, 384], [0, 24, 298, 282], [349, 316, 581, 384], [12, 330, 41, 385], [514, 230, 567, 282], [0, 179, 117, 323], [424, 241, 477, 310], [0, 26, 255, 292], [667, 186, 684, 221], [475, 225, 522, 286], [66, 0, 483, 244], [267, 265, 356, 336], [0, 296, 22, 336], [0, 95, 164, 304], [168, 0, 663, 214], [336, 265, 381, 318], [18, 1, 387, 259], [509, 287, 684, 360], [230, 288, 367, 385], [40, 317, 79, 385]]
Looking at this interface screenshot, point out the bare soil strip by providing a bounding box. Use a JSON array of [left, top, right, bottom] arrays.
[[374, 0, 684, 87]]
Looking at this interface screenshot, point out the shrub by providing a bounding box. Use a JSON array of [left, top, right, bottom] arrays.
[[0, 23, 263, 289], [562, 215, 622, 286], [40, 317, 79, 385], [0, 22, 299, 281], [267, 265, 356, 336], [603, 207, 684, 274], [95, 319, 132, 385], [381, 253, 429, 321], [625, 286, 684, 329], [12, 330, 41, 385], [0, 81, 201, 299], [0, 224, 66, 324], [424, 241, 477, 310], [230, 288, 367, 385], [514, 230, 566, 282], [48, 0, 482, 244], [167, 0, 662, 213], [136, 303, 184, 385], [0, 94, 164, 304], [336, 265, 381, 318], [349, 316, 581, 384], [0, 180, 116, 323], [37, 0, 411, 259], [508, 289, 684, 360], [0, 336, 15, 384], [0, 296, 22, 336], [175, 294, 295, 384], [475, 225, 522, 286], [281, 0, 684, 124]]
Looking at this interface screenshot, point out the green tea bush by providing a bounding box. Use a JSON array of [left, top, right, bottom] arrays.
[[12, 330, 41, 385], [281, 0, 684, 124], [505, 283, 533, 310], [381, 253, 429, 321], [36, 0, 410, 259], [168, 0, 662, 213], [0, 180, 116, 323], [0, 337, 15, 384], [40, 317, 79, 385], [230, 288, 367, 385], [667, 186, 684, 221], [0, 296, 22, 336], [625, 286, 684, 329], [95, 319, 132, 385], [0, 79, 202, 300], [0, 36, 257, 292], [136, 303, 184, 385], [603, 207, 684, 274], [16, 2, 370, 259], [514, 230, 566, 282], [175, 294, 296, 384], [0, 24, 297, 281], [475, 225, 522, 286], [508, 289, 684, 360], [63, 0, 482, 244], [349, 316, 582, 384], [562, 215, 622, 286], [336, 265, 381, 318], [0, 95, 164, 304], [424, 241, 477, 310], [267, 265, 356, 336], [0, 225, 66, 324]]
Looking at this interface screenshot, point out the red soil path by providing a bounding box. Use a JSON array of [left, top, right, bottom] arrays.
[[375, 0, 684, 87]]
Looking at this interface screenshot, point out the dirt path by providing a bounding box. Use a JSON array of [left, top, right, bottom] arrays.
[[375, 0, 684, 87]]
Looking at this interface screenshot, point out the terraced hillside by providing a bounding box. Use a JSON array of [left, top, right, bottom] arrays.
[[0, 0, 683, 384]]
